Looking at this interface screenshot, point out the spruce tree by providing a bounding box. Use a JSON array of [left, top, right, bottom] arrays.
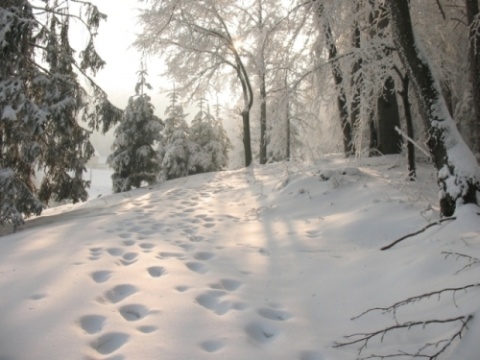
[[0, 1, 45, 226], [38, 14, 94, 204], [108, 68, 163, 193], [0, 1, 121, 227], [160, 89, 191, 180], [189, 99, 231, 173]]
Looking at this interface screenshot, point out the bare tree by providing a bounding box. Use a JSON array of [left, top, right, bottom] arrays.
[[311, 0, 354, 157], [385, 0, 480, 216], [466, 0, 480, 154], [137, 0, 254, 166]]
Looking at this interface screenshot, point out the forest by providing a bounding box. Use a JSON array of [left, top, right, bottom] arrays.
[[1, 1, 480, 359]]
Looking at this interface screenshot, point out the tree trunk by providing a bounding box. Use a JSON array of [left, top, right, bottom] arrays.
[[350, 0, 363, 155], [371, 5, 402, 155], [286, 100, 291, 161], [466, 0, 480, 154], [324, 21, 354, 156], [385, 0, 480, 216], [259, 71, 267, 164], [376, 76, 402, 154], [399, 73, 416, 180], [312, 1, 354, 157], [242, 110, 253, 166]]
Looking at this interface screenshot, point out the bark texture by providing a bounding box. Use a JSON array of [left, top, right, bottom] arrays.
[[385, 0, 480, 216], [466, 0, 480, 153]]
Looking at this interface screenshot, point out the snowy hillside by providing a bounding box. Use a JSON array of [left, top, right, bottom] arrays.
[[0, 155, 479, 360]]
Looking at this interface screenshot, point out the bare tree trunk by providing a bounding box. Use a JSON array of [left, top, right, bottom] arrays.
[[371, 5, 402, 155], [466, 0, 480, 154], [385, 0, 480, 216], [350, 1, 362, 155], [242, 110, 253, 166], [399, 73, 416, 180], [312, 1, 354, 157], [259, 71, 267, 164], [376, 76, 402, 154], [284, 71, 291, 161]]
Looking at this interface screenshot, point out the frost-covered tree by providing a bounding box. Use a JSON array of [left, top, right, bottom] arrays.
[[37, 11, 94, 205], [189, 99, 231, 173], [385, 0, 480, 216], [160, 89, 192, 180], [136, 0, 254, 167], [108, 67, 163, 193], [0, 0, 120, 227]]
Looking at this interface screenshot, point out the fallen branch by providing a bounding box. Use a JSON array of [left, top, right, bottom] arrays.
[[442, 251, 480, 274], [335, 315, 473, 360], [352, 283, 480, 321], [381, 217, 456, 251]]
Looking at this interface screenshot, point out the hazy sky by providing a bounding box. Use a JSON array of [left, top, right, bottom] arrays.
[[85, 0, 168, 116]]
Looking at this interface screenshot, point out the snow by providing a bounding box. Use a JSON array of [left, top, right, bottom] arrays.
[[0, 154, 479, 360]]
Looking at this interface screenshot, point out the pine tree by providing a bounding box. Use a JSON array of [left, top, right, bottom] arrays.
[[108, 67, 163, 193], [0, 1, 121, 227]]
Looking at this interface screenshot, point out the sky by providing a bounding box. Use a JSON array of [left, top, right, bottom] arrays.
[[81, 0, 168, 116]]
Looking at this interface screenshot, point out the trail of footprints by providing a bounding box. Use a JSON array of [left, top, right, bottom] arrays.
[[81, 239, 161, 356], [78, 183, 308, 358]]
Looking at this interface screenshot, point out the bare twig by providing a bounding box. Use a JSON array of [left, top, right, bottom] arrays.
[[335, 315, 473, 360], [352, 283, 480, 321], [381, 217, 456, 251], [442, 251, 480, 274]]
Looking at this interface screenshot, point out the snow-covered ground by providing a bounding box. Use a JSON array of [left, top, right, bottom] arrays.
[[0, 155, 479, 360], [86, 168, 115, 199]]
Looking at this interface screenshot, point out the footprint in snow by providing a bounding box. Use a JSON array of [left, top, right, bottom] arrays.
[[200, 339, 225, 353], [209, 278, 243, 292], [137, 325, 158, 334], [157, 251, 186, 260], [118, 252, 138, 266], [122, 239, 136, 247], [244, 321, 280, 344], [195, 290, 247, 315], [139, 243, 155, 252], [91, 270, 112, 284], [78, 315, 106, 334], [257, 307, 293, 321], [193, 251, 215, 261], [117, 232, 132, 239], [90, 332, 129, 355], [191, 234, 205, 242], [88, 247, 103, 260], [147, 266, 167, 278], [107, 247, 124, 257], [185, 261, 209, 274], [119, 304, 152, 321], [177, 243, 195, 252], [104, 284, 138, 304], [175, 285, 190, 292]]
